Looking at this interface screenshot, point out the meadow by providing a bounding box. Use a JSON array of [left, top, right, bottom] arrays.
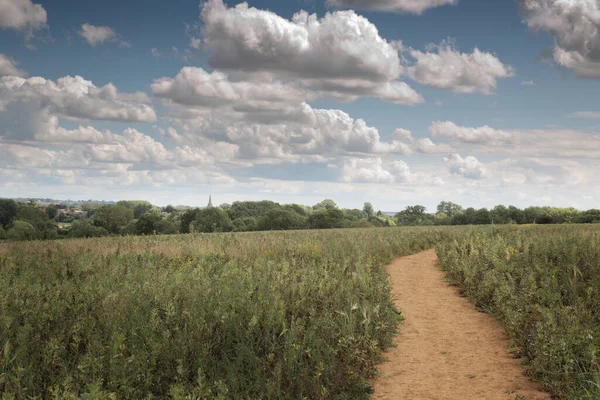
[[0, 225, 599, 399]]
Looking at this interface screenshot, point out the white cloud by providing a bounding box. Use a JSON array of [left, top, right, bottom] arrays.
[[569, 111, 600, 119], [518, 0, 600, 78], [197, 0, 422, 105], [0, 75, 156, 137], [151, 48, 160, 57], [0, 0, 46, 32], [407, 42, 514, 94], [341, 158, 406, 183], [78, 23, 129, 47], [429, 121, 514, 144], [326, 0, 457, 14], [521, 80, 535, 86], [444, 154, 488, 179], [0, 53, 27, 77]]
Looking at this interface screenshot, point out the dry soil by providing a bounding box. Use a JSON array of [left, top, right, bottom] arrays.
[[372, 249, 550, 400]]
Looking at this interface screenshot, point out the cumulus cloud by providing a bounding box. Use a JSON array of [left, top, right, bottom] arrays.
[[341, 158, 412, 183], [0, 75, 156, 136], [407, 42, 514, 94], [518, 0, 600, 78], [78, 23, 129, 47], [0, 0, 46, 32], [0, 53, 27, 77], [429, 121, 514, 144], [326, 0, 457, 14], [197, 0, 422, 105], [444, 153, 488, 179]]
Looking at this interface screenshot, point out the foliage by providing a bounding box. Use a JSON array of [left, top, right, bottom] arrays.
[[256, 209, 307, 231], [436, 201, 464, 217], [6, 220, 38, 241], [0, 225, 6, 240], [396, 205, 430, 225], [436, 225, 600, 399], [0, 199, 18, 229], [93, 205, 134, 234], [135, 210, 163, 235], [0, 227, 447, 399], [312, 199, 338, 210], [308, 208, 344, 229], [363, 202, 374, 218], [68, 220, 109, 238], [192, 208, 233, 233]]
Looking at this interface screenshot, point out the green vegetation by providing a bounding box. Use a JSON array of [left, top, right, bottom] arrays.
[[0, 228, 446, 399], [436, 225, 600, 399], [2, 206, 600, 399]]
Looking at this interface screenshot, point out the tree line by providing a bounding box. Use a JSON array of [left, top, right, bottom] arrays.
[[0, 198, 599, 241]]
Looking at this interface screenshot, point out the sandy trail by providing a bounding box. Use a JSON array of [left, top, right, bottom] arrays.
[[373, 250, 550, 400]]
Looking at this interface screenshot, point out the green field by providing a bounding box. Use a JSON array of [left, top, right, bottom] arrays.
[[1, 226, 599, 399]]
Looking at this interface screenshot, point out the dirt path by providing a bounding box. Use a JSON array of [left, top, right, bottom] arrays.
[[373, 250, 550, 400]]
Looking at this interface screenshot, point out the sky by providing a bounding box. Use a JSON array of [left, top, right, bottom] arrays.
[[0, 0, 599, 211]]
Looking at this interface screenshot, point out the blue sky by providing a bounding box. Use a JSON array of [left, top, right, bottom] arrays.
[[1, 0, 599, 211]]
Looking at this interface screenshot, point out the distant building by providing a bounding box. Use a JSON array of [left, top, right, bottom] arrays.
[[207, 195, 213, 208]]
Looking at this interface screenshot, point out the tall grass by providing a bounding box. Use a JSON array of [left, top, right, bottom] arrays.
[[436, 225, 600, 399], [0, 228, 449, 399]]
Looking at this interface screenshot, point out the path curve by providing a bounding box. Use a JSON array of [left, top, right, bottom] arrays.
[[373, 250, 550, 400]]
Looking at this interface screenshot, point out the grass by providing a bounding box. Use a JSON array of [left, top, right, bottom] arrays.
[[1, 225, 600, 399], [0, 228, 447, 399]]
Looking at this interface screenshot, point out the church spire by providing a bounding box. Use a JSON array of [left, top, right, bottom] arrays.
[[207, 195, 213, 208]]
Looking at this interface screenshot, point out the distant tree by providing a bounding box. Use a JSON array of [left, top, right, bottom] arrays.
[[308, 208, 344, 229], [157, 219, 178, 235], [164, 204, 175, 214], [93, 205, 134, 234], [69, 220, 109, 238], [219, 203, 232, 210], [117, 200, 154, 219], [579, 209, 600, 224], [313, 199, 338, 210], [180, 208, 201, 233], [363, 202, 374, 218], [490, 205, 510, 224], [396, 205, 428, 225], [45, 204, 60, 220], [257, 209, 307, 231], [135, 210, 163, 235], [193, 208, 233, 233], [343, 209, 367, 221], [507, 206, 524, 224], [228, 201, 281, 220], [474, 208, 492, 225], [436, 201, 464, 217], [7, 221, 38, 241], [434, 212, 451, 225], [351, 219, 376, 228], [0, 199, 19, 228]]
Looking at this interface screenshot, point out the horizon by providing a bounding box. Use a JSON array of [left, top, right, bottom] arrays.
[[1, 0, 599, 211]]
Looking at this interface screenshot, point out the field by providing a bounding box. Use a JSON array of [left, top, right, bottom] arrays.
[[0, 226, 599, 399]]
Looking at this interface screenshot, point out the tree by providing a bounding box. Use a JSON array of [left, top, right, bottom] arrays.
[[363, 202, 374, 218], [578, 209, 600, 224], [307, 208, 344, 229], [0, 199, 19, 228], [436, 201, 464, 217], [7, 221, 38, 241], [45, 204, 60, 220], [396, 205, 428, 225], [257, 209, 307, 231], [193, 208, 233, 233], [117, 200, 154, 219], [490, 205, 510, 224], [474, 208, 492, 225], [180, 208, 201, 233], [69, 220, 109, 238], [135, 210, 163, 235], [312, 199, 338, 210], [164, 204, 175, 214], [93, 205, 134, 234]]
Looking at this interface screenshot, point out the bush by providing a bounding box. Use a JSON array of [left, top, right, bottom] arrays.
[[69, 220, 109, 238], [7, 220, 38, 241]]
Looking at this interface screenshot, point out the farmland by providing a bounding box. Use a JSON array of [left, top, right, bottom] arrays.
[[1, 225, 599, 399]]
